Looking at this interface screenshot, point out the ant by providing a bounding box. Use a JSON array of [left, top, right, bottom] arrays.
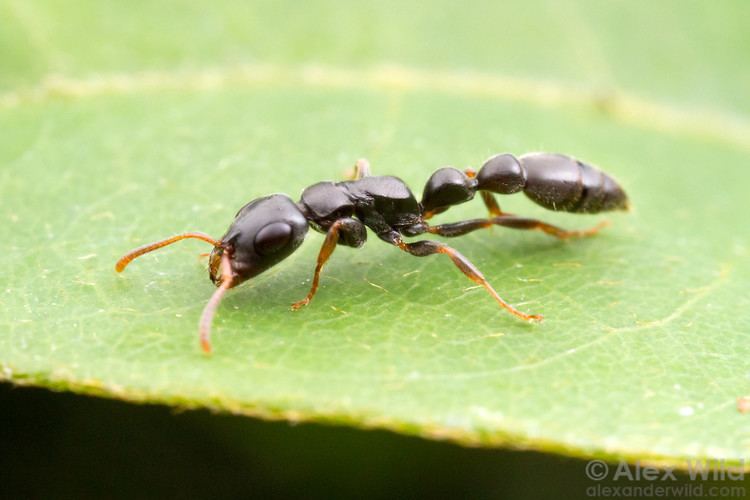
[[116, 152, 629, 353]]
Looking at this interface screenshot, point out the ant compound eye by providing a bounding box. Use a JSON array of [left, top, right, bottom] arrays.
[[254, 222, 293, 256]]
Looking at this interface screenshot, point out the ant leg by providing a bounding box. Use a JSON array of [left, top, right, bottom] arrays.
[[480, 192, 503, 217], [344, 158, 371, 180], [291, 218, 366, 310], [395, 238, 542, 322], [428, 216, 609, 240], [291, 222, 342, 310], [490, 215, 609, 239], [426, 219, 493, 237]]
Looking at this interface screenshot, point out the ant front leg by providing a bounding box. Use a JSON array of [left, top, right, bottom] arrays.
[[392, 237, 542, 322], [291, 217, 366, 310]]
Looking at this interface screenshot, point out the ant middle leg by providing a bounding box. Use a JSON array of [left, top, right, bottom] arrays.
[[394, 238, 542, 322], [292, 218, 366, 310]]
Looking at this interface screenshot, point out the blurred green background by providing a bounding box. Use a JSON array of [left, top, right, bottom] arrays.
[[2, 0, 750, 497]]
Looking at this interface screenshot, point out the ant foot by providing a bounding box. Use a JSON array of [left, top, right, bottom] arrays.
[[291, 298, 310, 311]]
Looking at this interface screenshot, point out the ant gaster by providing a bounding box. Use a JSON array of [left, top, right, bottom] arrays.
[[116, 153, 629, 353]]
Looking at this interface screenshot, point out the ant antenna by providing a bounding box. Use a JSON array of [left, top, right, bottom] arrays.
[[199, 251, 233, 354], [115, 232, 221, 272]]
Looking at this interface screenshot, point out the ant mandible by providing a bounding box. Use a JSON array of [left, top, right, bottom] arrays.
[[116, 152, 629, 353]]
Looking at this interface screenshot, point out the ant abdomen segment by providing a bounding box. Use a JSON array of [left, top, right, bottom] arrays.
[[422, 152, 629, 217], [477, 152, 629, 213]]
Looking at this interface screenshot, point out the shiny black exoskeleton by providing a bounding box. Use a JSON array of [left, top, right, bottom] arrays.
[[116, 153, 629, 353]]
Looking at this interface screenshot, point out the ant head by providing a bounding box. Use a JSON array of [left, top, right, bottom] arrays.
[[210, 194, 309, 286], [115, 193, 309, 353]]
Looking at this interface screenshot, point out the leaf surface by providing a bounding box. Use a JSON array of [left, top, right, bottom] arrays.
[[2, 0, 749, 466]]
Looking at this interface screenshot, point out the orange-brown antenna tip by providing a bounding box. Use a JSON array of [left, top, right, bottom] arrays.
[[115, 232, 221, 273], [198, 252, 234, 355], [200, 338, 213, 354]]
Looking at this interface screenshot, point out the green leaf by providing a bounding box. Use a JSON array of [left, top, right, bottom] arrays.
[[2, 0, 749, 467]]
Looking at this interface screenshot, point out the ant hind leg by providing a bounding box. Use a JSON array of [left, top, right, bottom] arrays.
[[463, 184, 607, 238], [489, 215, 609, 239], [394, 238, 542, 322], [427, 214, 609, 240]]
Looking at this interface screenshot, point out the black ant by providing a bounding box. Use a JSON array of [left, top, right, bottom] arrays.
[[116, 153, 629, 353]]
